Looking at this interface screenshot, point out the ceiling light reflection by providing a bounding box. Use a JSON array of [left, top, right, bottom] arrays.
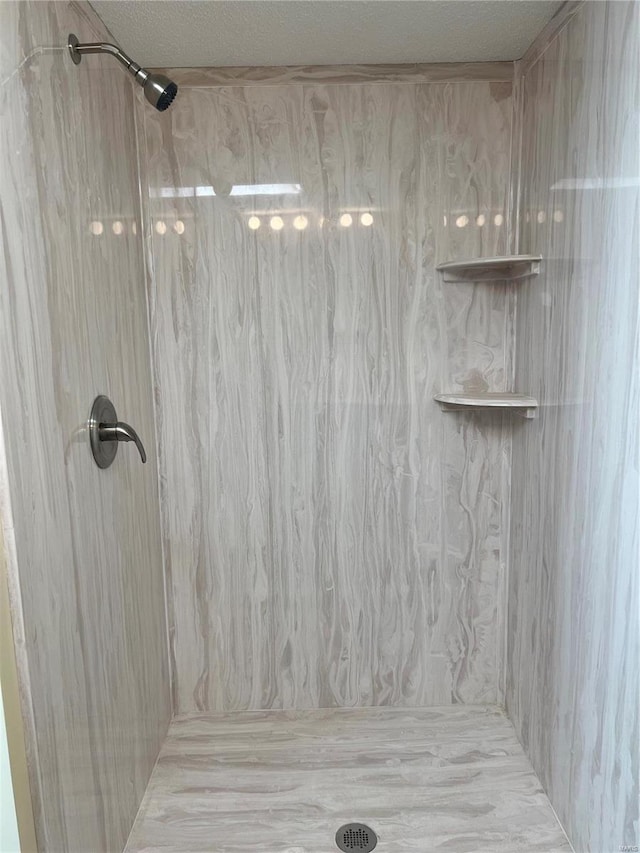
[[551, 177, 640, 190], [174, 220, 185, 235], [360, 212, 374, 227], [270, 216, 284, 231], [150, 183, 302, 199], [89, 220, 103, 236], [293, 215, 308, 231], [339, 213, 353, 228], [155, 221, 167, 235], [455, 215, 469, 228], [248, 216, 261, 231]]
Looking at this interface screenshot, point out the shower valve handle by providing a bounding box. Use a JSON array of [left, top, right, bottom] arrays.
[[98, 422, 147, 464], [89, 395, 148, 469]]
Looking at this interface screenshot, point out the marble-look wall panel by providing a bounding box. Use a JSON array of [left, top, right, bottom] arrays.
[[508, 2, 639, 851], [157, 61, 514, 87], [0, 2, 170, 850], [140, 76, 514, 713]]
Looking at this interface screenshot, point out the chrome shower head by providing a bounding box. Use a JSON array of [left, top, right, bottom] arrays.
[[68, 33, 178, 112], [141, 74, 178, 112]]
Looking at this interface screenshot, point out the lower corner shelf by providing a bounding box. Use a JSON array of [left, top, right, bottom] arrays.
[[434, 393, 538, 419]]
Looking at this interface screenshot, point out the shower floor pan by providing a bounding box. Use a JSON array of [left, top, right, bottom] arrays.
[[124, 705, 571, 853]]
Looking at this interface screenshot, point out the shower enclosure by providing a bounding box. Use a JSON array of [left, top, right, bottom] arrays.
[[1, 1, 637, 852]]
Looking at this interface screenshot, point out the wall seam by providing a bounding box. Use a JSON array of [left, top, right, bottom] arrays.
[[132, 92, 176, 721], [518, 1, 585, 75]]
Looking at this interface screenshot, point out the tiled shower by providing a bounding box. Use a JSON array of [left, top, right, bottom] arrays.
[[0, 2, 637, 852]]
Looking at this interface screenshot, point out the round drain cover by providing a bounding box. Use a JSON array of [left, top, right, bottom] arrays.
[[335, 823, 378, 852]]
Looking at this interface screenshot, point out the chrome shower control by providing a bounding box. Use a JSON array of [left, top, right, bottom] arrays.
[[89, 395, 147, 469]]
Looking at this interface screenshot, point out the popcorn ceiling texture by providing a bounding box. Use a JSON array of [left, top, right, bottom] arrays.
[[89, 0, 561, 68]]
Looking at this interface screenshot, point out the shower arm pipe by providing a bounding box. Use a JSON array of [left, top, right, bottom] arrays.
[[68, 33, 177, 112], [69, 40, 150, 85]]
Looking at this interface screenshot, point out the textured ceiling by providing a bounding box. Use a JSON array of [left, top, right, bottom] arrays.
[[89, 1, 562, 69]]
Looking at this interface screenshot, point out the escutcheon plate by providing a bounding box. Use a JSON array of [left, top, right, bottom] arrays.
[[89, 395, 118, 469]]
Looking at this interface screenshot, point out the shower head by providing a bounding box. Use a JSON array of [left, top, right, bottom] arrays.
[[141, 74, 178, 112], [67, 33, 177, 112]]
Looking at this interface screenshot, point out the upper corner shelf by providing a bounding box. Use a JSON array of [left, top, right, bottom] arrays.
[[436, 255, 542, 283], [434, 393, 538, 419]]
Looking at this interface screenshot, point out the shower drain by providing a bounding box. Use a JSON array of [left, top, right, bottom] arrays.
[[335, 823, 378, 852]]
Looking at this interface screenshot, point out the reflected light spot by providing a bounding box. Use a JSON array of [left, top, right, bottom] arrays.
[[174, 220, 185, 235], [553, 210, 564, 223], [112, 220, 124, 235], [293, 215, 308, 231], [494, 214, 504, 226], [150, 183, 302, 199], [339, 213, 353, 228], [443, 215, 447, 227], [89, 220, 103, 236], [270, 216, 284, 231], [155, 221, 167, 235], [455, 215, 469, 228], [248, 216, 261, 230], [360, 212, 374, 227], [476, 214, 486, 227], [537, 210, 547, 224], [131, 222, 138, 235]]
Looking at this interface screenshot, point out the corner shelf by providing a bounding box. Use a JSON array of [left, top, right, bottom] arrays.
[[434, 393, 539, 419], [436, 254, 542, 283]]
